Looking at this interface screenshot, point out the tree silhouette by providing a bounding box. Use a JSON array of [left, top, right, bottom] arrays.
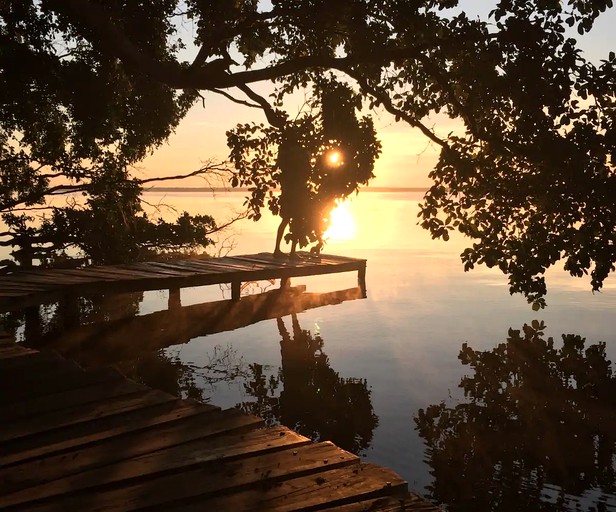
[[415, 321, 616, 511], [3, 2, 616, 298], [239, 314, 378, 455], [228, 77, 381, 253]]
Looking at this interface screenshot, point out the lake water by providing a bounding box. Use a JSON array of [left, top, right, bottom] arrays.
[[9, 190, 616, 511]]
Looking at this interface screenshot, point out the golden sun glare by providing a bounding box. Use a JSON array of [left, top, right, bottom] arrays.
[[326, 150, 343, 166], [324, 200, 356, 240]]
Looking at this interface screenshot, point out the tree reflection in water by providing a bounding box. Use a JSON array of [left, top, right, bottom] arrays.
[[415, 321, 616, 512], [4, 292, 247, 403], [240, 313, 378, 455]]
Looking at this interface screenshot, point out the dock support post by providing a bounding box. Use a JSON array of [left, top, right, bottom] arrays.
[[168, 288, 181, 310], [358, 264, 367, 298], [280, 276, 290, 289], [231, 281, 241, 300], [60, 295, 80, 330]]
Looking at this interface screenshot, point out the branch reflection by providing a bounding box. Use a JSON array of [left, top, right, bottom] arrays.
[[415, 321, 616, 511]]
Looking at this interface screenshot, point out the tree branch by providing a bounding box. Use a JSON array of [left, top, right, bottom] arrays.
[[347, 69, 449, 149], [137, 162, 231, 185], [42, 0, 434, 91], [209, 88, 261, 109], [235, 84, 286, 128]]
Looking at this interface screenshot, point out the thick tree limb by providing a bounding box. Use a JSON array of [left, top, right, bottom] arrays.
[[42, 0, 432, 91], [347, 70, 449, 149]]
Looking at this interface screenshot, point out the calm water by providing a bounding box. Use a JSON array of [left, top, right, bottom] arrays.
[[9, 190, 616, 511]]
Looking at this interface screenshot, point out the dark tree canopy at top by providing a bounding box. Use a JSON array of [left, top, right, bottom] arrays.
[[1, 0, 615, 305]]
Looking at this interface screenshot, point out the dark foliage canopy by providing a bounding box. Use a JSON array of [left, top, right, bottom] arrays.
[[2, 0, 615, 304]]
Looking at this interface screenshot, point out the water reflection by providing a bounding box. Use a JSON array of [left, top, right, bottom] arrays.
[[15, 285, 364, 366], [2, 283, 370, 420], [239, 313, 378, 455], [415, 321, 616, 511]]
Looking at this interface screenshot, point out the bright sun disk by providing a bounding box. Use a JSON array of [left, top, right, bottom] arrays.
[[324, 200, 355, 240], [327, 150, 342, 166]]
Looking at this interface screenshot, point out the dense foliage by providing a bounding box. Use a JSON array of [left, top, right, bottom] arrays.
[[2, 1, 615, 304], [1, 1, 218, 267]]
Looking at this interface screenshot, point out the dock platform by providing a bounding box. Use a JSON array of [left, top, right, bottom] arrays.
[[0, 342, 439, 511], [0, 252, 367, 312]]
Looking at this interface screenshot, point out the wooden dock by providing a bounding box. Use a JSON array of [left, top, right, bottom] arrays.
[[0, 252, 367, 312], [0, 342, 439, 511]]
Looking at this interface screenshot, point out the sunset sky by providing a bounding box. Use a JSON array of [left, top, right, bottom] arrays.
[[138, 3, 616, 190]]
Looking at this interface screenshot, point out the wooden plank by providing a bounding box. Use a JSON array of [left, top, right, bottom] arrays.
[[0, 291, 32, 297], [1, 426, 309, 502], [0, 349, 61, 370], [144, 261, 205, 274], [127, 262, 198, 277], [171, 462, 407, 512], [1, 389, 175, 442], [0, 401, 221, 466], [1, 358, 86, 395], [47, 268, 119, 281], [320, 494, 441, 511], [230, 255, 292, 269], [217, 256, 278, 271], [0, 281, 48, 292], [8, 272, 88, 286], [69, 266, 159, 280], [0, 344, 38, 360], [117, 263, 194, 278], [141, 261, 205, 273], [0, 365, 123, 404], [17, 442, 357, 512], [0, 356, 84, 387], [158, 259, 240, 273], [0, 377, 146, 423]]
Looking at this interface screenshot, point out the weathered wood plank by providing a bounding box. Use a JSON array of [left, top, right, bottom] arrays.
[[126, 262, 197, 277], [321, 494, 442, 511], [1, 426, 308, 503], [0, 401, 222, 467], [1, 389, 175, 442], [0, 366, 123, 404], [0, 356, 84, 387], [0, 377, 145, 423], [0, 344, 38, 360], [0, 280, 49, 291], [0, 349, 62, 371], [47, 268, 120, 281], [141, 260, 213, 273], [8, 272, 89, 286], [16, 442, 356, 512], [172, 462, 407, 512], [230, 255, 293, 269]]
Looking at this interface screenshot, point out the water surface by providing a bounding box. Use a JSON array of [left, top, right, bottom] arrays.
[[10, 190, 616, 511]]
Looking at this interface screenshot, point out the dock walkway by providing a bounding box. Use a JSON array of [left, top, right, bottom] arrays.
[[0, 342, 439, 511], [0, 252, 366, 312]]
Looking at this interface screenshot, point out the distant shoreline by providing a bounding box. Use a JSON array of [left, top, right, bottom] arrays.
[[143, 186, 429, 193]]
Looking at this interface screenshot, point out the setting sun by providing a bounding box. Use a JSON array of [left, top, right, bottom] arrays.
[[324, 199, 355, 240], [326, 150, 343, 167]]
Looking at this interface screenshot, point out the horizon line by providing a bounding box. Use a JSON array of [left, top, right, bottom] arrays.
[[144, 186, 429, 193]]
